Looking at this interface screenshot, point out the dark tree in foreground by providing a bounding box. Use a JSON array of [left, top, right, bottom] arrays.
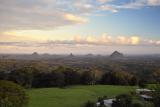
[[32, 70, 65, 88], [138, 79, 147, 88], [9, 67, 33, 88], [132, 103, 143, 107], [153, 85, 160, 107], [0, 80, 29, 107], [81, 69, 102, 85], [84, 101, 96, 107], [100, 71, 137, 85], [112, 94, 132, 107], [81, 71, 95, 85], [63, 68, 81, 85]]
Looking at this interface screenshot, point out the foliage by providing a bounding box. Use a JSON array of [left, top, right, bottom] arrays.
[[153, 85, 160, 107], [112, 94, 132, 107], [83, 101, 96, 107], [132, 103, 143, 107], [81, 69, 102, 85], [0, 80, 29, 107], [32, 70, 65, 88], [0, 66, 138, 88], [100, 71, 137, 85], [81, 70, 96, 85], [63, 68, 81, 85], [138, 79, 147, 88], [8, 67, 33, 88], [153, 69, 160, 83], [97, 96, 108, 106]]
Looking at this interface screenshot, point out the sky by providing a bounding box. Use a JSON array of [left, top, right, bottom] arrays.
[[0, 0, 160, 54]]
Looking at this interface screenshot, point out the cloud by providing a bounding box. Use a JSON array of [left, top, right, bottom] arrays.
[[97, 0, 113, 3], [147, 0, 160, 6], [116, 36, 140, 45], [64, 13, 88, 23], [1, 31, 160, 47], [118, 0, 160, 9], [0, 0, 92, 31], [100, 5, 118, 13], [0, 34, 149, 47], [144, 39, 160, 45], [1, 0, 160, 31], [0, 33, 159, 54]]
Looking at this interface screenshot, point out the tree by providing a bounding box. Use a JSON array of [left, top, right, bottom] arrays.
[[81, 68, 102, 85], [63, 68, 81, 85], [112, 94, 132, 107], [81, 70, 95, 85], [129, 76, 138, 86], [0, 80, 29, 107], [84, 101, 96, 107], [0, 70, 8, 80], [97, 96, 108, 106], [9, 67, 33, 88], [50, 70, 65, 87], [153, 69, 160, 83], [100, 71, 136, 85], [153, 85, 160, 107], [138, 79, 147, 88], [132, 103, 143, 107], [32, 70, 65, 88]]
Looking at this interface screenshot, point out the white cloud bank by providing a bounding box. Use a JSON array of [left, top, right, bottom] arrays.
[[0, 33, 159, 54], [0, 33, 159, 47]]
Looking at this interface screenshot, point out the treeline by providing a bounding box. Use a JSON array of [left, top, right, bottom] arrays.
[[0, 66, 138, 88]]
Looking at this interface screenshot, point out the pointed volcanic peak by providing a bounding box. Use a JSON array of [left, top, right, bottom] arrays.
[[31, 52, 39, 56], [69, 53, 74, 57], [110, 51, 124, 58]]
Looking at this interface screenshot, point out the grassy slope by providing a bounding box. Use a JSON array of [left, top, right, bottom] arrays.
[[28, 85, 136, 107]]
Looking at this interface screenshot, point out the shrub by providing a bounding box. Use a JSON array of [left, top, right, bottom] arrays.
[[132, 103, 143, 107], [84, 101, 96, 107], [153, 85, 160, 107], [0, 80, 29, 107], [112, 94, 132, 107]]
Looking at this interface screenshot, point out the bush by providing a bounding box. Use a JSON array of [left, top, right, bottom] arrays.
[[32, 71, 65, 88], [84, 101, 96, 107], [97, 96, 108, 106], [132, 103, 143, 107], [112, 94, 132, 107], [0, 80, 29, 107], [138, 79, 147, 88], [100, 71, 137, 85], [153, 85, 160, 107], [9, 67, 33, 88]]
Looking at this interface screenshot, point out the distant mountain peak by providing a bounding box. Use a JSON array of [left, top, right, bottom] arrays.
[[69, 53, 74, 57], [32, 52, 39, 56], [110, 51, 123, 58]]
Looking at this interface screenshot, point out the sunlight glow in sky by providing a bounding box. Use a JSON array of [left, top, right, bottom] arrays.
[[0, 0, 160, 54]]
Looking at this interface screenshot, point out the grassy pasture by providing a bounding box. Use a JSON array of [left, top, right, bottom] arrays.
[[28, 85, 136, 107]]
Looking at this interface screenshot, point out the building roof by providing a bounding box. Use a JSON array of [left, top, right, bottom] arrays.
[[140, 95, 153, 99], [104, 99, 115, 106], [136, 88, 154, 92]]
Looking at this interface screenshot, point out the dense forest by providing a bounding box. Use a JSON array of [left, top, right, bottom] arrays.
[[0, 54, 160, 88]]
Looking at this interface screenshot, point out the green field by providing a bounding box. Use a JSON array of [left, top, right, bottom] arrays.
[[28, 85, 136, 107]]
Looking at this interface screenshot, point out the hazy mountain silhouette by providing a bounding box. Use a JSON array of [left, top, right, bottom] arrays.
[[110, 51, 124, 58]]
